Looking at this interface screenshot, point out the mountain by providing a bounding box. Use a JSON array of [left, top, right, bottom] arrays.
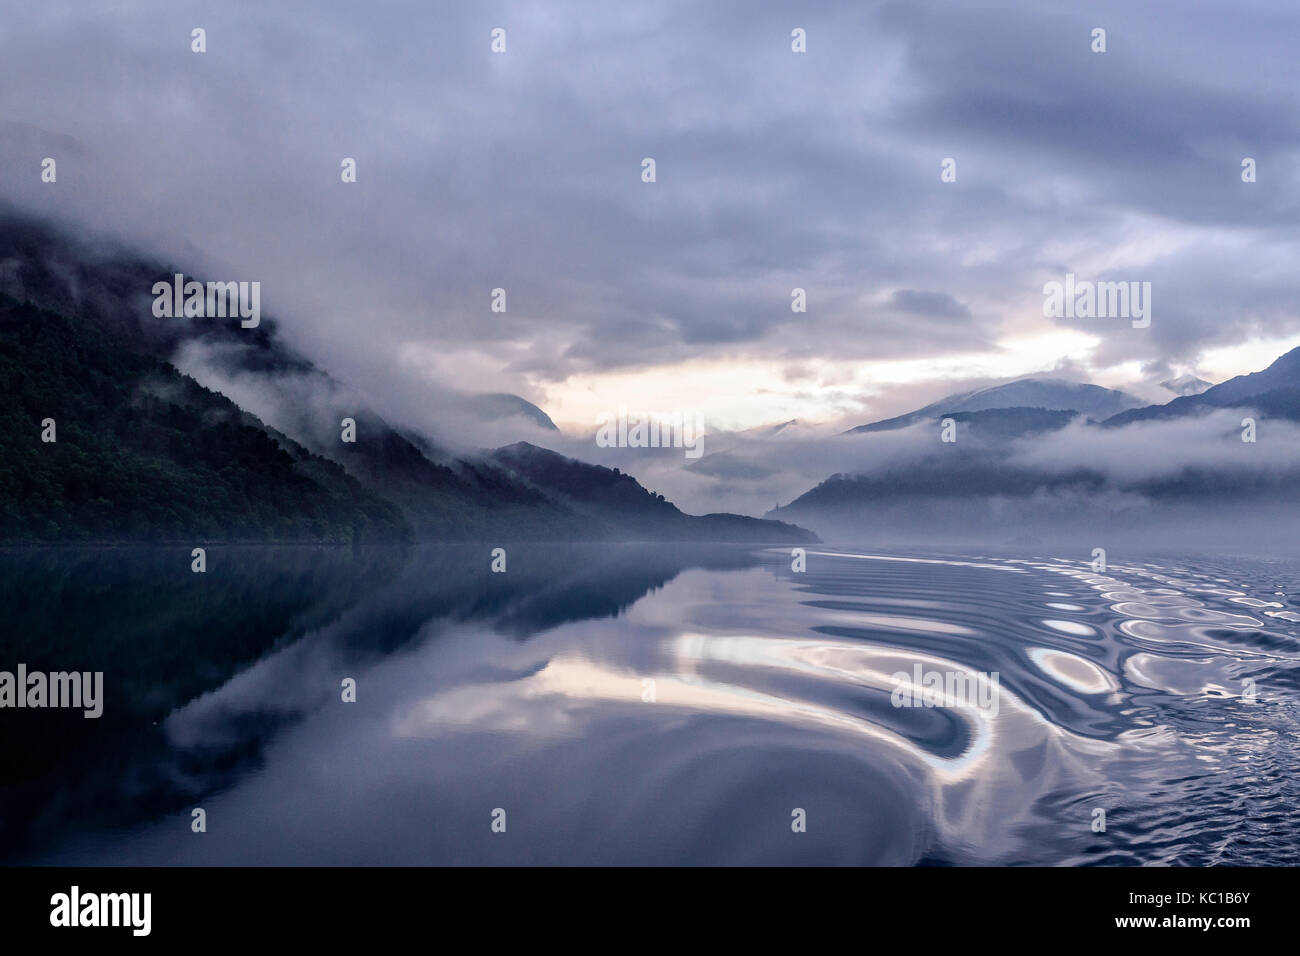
[[685, 450, 779, 481], [762, 419, 803, 437], [929, 407, 1079, 440], [0, 295, 408, 543], [465, 393, 559, 431], [0, 211, 594, 541], [678, 418, 824, 482], [1105, 347, 1300, 427], [846, 377, 1142, 433], [324, 414, 596, 540], [489, 442, 817, 543], [770, 349, 1300, 544], [0, 212, 816, 543], [1160, 374, 1213, 397]]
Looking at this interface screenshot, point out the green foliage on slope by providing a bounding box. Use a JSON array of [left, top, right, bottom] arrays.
[[0, 294, 409, 542]]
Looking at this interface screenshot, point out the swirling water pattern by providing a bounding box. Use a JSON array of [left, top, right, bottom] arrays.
[[767, 550, 1300, 864], [8, 545, 1300, 865]]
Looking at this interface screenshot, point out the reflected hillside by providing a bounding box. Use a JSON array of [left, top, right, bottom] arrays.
[[0, 542, 762, 861]]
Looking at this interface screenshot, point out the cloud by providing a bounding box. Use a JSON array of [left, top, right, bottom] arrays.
[[1008, 408, 1300, 485], [1, 0, 1298, 425], [889, 290, 971, 320]]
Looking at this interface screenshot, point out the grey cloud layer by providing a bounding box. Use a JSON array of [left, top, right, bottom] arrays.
[[1, 0, 1297, 410]]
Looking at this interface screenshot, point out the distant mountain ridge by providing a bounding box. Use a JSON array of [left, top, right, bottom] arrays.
[[1161, 374, 1213, 396], [1104, 347, 1300, 427], [846, 377, 1142, 433], [466, 393, 559, 431], [490, 442, 817, 543], [770, 348, 1300, 542]]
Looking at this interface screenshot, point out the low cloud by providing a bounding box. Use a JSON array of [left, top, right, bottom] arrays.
[[889, 290, 971, 320]]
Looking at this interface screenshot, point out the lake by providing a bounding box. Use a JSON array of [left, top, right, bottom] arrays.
[[3, 543, 1298, 865]]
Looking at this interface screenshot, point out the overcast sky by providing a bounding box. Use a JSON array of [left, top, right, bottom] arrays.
[[3, 0, 1299, 432]]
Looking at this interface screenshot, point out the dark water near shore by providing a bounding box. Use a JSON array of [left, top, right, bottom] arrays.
[[3, 543, 1299, 865]]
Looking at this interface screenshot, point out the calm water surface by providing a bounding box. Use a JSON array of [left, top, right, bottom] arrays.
[[3, 544, 1298, 865]]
